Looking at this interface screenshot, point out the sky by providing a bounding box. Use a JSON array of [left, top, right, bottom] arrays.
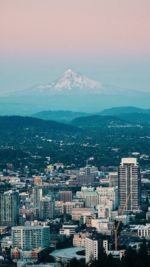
[[0, 0, 150, 93]]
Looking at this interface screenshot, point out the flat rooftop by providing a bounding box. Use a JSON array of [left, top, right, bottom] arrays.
[[50, 247, 85, 260]]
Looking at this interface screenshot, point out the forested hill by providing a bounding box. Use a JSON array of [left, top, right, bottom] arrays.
[[71, 115, 130, 128], [0, 116, 79, 133], [0, 114, 150, 171]]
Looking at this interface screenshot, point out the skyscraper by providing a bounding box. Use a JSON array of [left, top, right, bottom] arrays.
[[39, 196, 55, 220], [0, 191, 19, 226], [33, 187, 43, 209], [118, 158, 141, 213]]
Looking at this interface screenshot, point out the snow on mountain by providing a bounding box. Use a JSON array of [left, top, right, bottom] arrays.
[[6, 69, 141, 97], [32, 69, 103, 95]]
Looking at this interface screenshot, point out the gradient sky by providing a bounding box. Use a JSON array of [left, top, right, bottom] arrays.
[[0, 0, 150, 92]]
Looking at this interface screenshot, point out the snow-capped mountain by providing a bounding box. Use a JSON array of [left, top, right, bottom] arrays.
[[28, 69, 103, 95], [0, 68, 149, 115], [7, 69, 140, 97]]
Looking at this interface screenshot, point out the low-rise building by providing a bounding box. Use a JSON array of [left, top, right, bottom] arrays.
[[59, 224, 78, 236], [73, 232, 90, 247], [135, 224, 150, 239], [72, 208, 95, 221], [91, 219, 113, 235]]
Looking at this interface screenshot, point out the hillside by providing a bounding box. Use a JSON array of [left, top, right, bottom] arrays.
[[0, 116, 79, 135], [100, 106, 150, 116], [99, 106, 150, 125], [0, 114, 150, 172], [71, 115, 130, 128], [32, 110, 88, 123], [116, 113, 150, 124]]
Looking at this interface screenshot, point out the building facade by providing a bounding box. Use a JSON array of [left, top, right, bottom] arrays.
[[118, 158, 141, 213], [85, 236, 109, 263], [39, 196, 55, 220], [59, 191, 72, 202], [11, 226, 50, 250], [0, 191, 19, 226]]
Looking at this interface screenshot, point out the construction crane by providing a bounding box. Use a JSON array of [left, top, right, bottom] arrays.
[[114, 193, 131, 251]]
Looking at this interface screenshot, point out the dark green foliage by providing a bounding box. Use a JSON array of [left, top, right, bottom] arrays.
[[71, 115, 128, 128], [0, 115, 78, 132], [56, 237, 73, 249], [68, 258, 86, 267], [67, 243, 150, 267], [38, 247, 55, 263], [116, 113, 150, 125], [1, 115, 150, 171]]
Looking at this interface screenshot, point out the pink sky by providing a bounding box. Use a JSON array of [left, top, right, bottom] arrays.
[[0, 0, 150, 58]]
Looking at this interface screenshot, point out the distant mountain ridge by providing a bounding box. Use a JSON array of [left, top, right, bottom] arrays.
[[0, 65, 150, 115], [32, 106, 150, 125], [33, 110, 88, 123], [100, 106, 150, 115], [99, 106, 150, 125]]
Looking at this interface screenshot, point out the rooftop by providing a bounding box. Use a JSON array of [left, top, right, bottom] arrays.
[[50, 247, 85, 260]]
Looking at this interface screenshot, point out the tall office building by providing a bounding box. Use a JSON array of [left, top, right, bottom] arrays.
[[11, 226, 50, 250], [33, 187, 43, 217], [39, 196, 55, 220], [0, 191, 19, 226], [34, 176, 42, 186], [118, 158, 141, 213]]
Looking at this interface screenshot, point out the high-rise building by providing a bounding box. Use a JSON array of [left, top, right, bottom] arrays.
[[85, 237, 98, 263], [77, 174, 95, 185], [39, 196, 55, 220], [59, 191, 72, 202], [11, 226, 50, 250], [118, 158, 141, 213], [0, 191, 19, 226], [34, 176, 42, 186], [33, 187, 43, 217], [85, 236, 108, 263], [85, 191, 98, 208], [96, 187, 118, 210]]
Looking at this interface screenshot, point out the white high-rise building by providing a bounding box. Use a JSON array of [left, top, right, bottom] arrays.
[[85, 237, 98, 263], [96, 187, 118, 210], [85, 236, 109, 263], [85, 191, 98, 208], [11, 226, 50, 251], [118, 158, 141, 213]]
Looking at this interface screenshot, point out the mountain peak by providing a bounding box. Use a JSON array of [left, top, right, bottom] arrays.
[[61, 68, 80, 81], [52, 69, 102, 93], [12, 70, 103, 96], [64, 68, 75, 75]]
